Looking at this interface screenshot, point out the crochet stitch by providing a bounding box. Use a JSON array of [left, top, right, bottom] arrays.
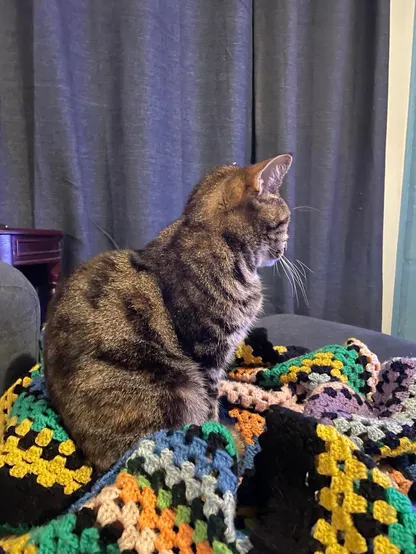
[[1, 328, 416, 554], [237, 406, 416, 554], [0, 365, 94, 527]]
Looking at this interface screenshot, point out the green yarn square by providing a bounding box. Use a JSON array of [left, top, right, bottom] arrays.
[[105, 543, 121, 554], [79, 528, 102, 554], [175, 505, 191, 525], [386, 487, 413, 515], [11, 391, 70, 442], [157, 489, 172, 510], [388, 522, 416, 552], [212, 540, 233, 554], [402, 513, 416, 534], [10, 393, 31, 422], [386, 490, 416, 553], [193, 520, 208, 543], [258, 344, 365, 393], [200, 422, 236, 457], [31, 367, 42, 379], [137, 475, 151, 489]]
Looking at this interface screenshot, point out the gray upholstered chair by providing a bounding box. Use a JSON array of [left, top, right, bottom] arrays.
[[259, 314, 416, 362], [0, 261, 40, 391]]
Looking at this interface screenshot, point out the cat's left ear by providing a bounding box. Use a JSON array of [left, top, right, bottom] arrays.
[[246, 154, 293, 196]]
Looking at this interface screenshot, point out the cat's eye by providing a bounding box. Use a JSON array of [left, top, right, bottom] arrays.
[[267, 218, 289, 231]]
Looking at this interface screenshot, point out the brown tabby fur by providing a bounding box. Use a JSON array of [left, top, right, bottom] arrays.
[[44, 155, 292, 471]]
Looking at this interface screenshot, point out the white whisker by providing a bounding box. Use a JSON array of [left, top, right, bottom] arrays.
[[292, 261, 310, 308], [282, 255, 310, 307], [281, 256, 299, 306], [292, 206, 320, 212], [294, 260, 307, 279], [273, 261, 281, 277], [285, 258, 305, 306], [296, 259, 314, 275], [279, 257, 295, 300]]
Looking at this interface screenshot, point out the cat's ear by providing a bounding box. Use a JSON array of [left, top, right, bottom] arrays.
[[246, 154, 293, 196]]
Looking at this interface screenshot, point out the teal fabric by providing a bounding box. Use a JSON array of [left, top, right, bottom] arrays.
[[393, 9, 416, 341]]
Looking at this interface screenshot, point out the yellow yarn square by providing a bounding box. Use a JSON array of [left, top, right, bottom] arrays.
[[59, 439, 76, 456], [331, 472, 353, 494], [344, 457, 367, 480], [331, 507, 353, 531], [317, 424, 339, 443], [313, 519, 337, 546], [344, 526, 367, 553], [341, 491, 367, 514], [380, 436, 416, 458], [273, 345, 287, 353], [49, 455, 66, 472], [22, 376, 32, 388], [37, 471, 56, 488], [329, 435, 354, 462], [373, 535, 400, 554], [35, 428, 54, 447], [372, 468, 392, 489], [74, 466, 93, 484], [280, 373, 297, 384], [0, 533, 32, 553], [10, 461, 30, 479], [319, 487, 337, 511], [15, 419, 32, 437], [372, 500, 397, 524], [23, 445, 42, 463], [316, 452, 339, 476]]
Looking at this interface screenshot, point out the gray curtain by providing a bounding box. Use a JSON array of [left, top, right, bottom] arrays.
[[254, 1, 389, 329], [0, 0, 389, 330]]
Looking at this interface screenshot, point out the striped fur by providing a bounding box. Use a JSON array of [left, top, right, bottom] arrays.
[[44, 155, 292, 471]]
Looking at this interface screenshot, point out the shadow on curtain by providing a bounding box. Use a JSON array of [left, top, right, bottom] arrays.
[[0, 0, 389, 330]]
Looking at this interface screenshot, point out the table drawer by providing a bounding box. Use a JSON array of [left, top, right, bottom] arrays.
[[12, 235, 61, 265]]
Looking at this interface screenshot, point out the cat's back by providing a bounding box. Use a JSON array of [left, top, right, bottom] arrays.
[[48, 249, 146, 322], [44, 248, 174, 371], [55, 248, 147, 298], [48, 218, 182, 330]]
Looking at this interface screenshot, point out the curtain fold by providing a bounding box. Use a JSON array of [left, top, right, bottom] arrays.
[[254, 0, 389, 329], [0, 0, 389, 329]]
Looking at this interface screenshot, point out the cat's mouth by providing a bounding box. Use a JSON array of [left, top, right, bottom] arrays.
[[264, 258, 279, 267], [264, 244, 286, 267], [262, 249, 284, 268], [271, 244, 286, 260]]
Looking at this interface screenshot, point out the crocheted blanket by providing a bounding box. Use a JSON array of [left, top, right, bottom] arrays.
[[1, 329, 416, 553]]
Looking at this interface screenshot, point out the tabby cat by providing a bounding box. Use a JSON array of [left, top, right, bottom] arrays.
[[44, 154, 292, 471]]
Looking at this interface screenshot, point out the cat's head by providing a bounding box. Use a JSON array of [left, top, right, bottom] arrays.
[[184, 154, 292, 268]]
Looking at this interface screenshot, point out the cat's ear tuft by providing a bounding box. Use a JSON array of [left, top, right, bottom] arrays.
[[246, 154, 293, 195]]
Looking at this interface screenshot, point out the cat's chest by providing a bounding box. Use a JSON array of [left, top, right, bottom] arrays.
[[207, 297, 262, 366], [229, 284, 263, 326]]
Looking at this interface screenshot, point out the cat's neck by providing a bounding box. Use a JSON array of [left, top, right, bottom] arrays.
[[141, 218, 263, 369], [148, 219, 262, 314], [155, 218, 260, 286]]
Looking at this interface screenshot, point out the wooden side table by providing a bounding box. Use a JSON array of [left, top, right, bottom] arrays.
[[0, 228, 63, 321]]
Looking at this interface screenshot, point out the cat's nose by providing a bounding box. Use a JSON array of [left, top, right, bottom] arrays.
[[276, 242, 287, 258]]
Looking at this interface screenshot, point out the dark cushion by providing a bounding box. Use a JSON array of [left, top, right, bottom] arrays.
[[259, 313, 416, 362], [0, 261, 40, 391]]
